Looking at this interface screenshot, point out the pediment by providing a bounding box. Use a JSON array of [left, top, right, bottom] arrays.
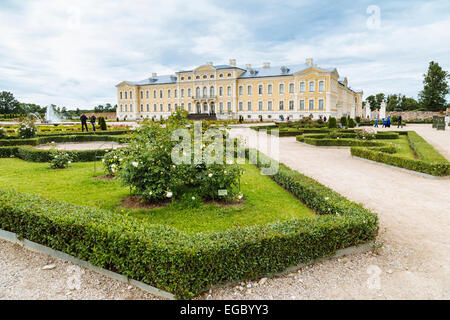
[[294, 67, 329, 76], [116, 81, 134, 88], [195, 65, 216, 72]]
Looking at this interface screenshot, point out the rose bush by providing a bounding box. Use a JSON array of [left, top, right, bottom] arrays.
[[113, 119, 242, 203], [49, 149, 72, 169], [18, 118, 37, 139]]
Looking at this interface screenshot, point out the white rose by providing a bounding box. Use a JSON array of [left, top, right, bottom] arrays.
[[192, 196, 196, 200], [166, 191, 173, 198], [132, 161, 138, 167], [208, 173, 213, 178]]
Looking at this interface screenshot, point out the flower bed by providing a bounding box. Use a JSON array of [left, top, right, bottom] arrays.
[[0, 150, 378, 299]]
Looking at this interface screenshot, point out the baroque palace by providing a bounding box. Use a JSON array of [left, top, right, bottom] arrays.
[[116, 58, 363, 121]]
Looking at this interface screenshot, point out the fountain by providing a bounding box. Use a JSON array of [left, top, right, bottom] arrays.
[[45, 105, 63, 124]]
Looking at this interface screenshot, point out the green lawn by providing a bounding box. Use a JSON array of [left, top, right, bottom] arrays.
[[390, 135, 416, 159], [0, 158, 315, 233]]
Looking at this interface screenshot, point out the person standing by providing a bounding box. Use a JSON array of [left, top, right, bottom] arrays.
[[80, 114, 88, 132], [90, 115, 97, 132], [374, 114, 379, 127], [387, 115, 391, 128], [324, 116, 327, 122], [397, 115, 403, 128]]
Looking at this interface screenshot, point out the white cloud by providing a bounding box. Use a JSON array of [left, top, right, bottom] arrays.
[[0, 0, 449, 108]]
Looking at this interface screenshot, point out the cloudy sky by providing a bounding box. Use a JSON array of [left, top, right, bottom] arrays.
[[1, 0, 449, 109]]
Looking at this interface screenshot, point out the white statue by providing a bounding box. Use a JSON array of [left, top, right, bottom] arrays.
[[379, 101, 386, 120], [364, 102, 372, 120]]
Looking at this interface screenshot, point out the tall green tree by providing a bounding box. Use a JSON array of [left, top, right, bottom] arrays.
[[0, 91, 20, 114], [419, 61, 449, 111], [365, 93, 385, 111]]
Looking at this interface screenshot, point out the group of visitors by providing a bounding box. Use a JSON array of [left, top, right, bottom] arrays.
[[80, 114, 96, 132], [374, 115, 403, 128]]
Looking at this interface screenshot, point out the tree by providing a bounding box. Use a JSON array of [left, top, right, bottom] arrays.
[[419, 61, 449, 111], [0, 91, 20, 114], [365, 93, 385, 111]]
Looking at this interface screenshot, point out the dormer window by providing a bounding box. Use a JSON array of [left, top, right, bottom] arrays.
[[227, 73, 232, 77]]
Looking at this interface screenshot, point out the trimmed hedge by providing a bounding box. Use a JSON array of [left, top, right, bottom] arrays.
[[0, 145, 109, 162], [297, 136, 384, 147], [351, 146, 450, 176], [0, 134, 130, 147], [0, 151, 378, 299]]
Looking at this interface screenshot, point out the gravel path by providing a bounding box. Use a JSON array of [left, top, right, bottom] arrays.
[[1, 124, 449, 300]]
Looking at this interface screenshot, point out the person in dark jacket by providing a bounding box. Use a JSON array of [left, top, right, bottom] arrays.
[[397, 115, 403, 128], [80, 114, 88, 132], [90, 115, 96, 132]]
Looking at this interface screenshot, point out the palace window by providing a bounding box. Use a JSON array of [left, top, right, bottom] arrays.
[[153, 90, 156, 98], [319, 99, 324, 110], [188, 88, 191, 97], [219, 73, 223, 78], [181, 77, 184, 81], [196, 76, 200, 79], [289, 100, 294, 110], [239, 101, 243, 111], [300, 82, 305, 93], [168, 104, 171, 112], [203, 75, 207, 79], [299, 100, 305, 110], [258, 101, 263, 111], [140, 91, 143, 99], [239, 86, 243, 96], [227, 73, 232, 77], [258, 84, 263, 95], [309, 99, 314, 110], [146, 90, 149, 99], [146, 104, 149, 112], [319, 81, 325, 92], [188, 103, 192, 112], [309, 81, 315, 92], [130, 91, 133, 99], [120, 92, 123, 99], [140, 104, 143, 112], [168, 89, 171, 98], [120, 105, 123, 112], [181, 89, 184, 97], [279, 100, 284, 110], [219, 102, 223, 113], [125, 105, 128, 112], [181, 103, 184, 110], [196, 87, 200, 97], [219, 87, 223, 96], [289, 83, 294, 93], [279, 83, 284, 94], [210, 75, 214, 79], [188, 76, 191, 80], [203, 87, 207, 96], [160, 104, 163, 112], [268, 101, 273, 111], [247, 85, 252, 95], [227, 102, 231, 111], [153, 104, 157, 112], [130, 104, 133, 112], [125, 92, 127, 99], [210, 86, 215, 97], [159, 90, 163, 98], [247, 101, 252, 111], [268, 84, 273, 94], [227, 86, 231, 96], [174, 89, 178, 98]]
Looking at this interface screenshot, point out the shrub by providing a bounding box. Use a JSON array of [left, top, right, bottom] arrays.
[[327, 117, 337, 129], [340, 116, 348, 128], [118, 122, 242, 203], [49, 149, 72, 169], [348, 118, 356, 128], [356, 128, 376, 140], [355, 116, 361, 124], [102, 148, 128, 175], [17, 118, 37, 139], [98, 117, 107, 130]]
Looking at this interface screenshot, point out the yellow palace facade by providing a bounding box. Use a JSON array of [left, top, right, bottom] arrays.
[[116, 59, 363, 121]]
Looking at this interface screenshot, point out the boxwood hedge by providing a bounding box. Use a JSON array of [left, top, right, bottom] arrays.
[[0, 151, 378, 299]]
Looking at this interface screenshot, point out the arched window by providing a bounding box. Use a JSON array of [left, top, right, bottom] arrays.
[[196, 87, 200, 97], [210, 86, 215, 97], [125, 92, 127, 99], [319, 81, 325, 92], [203, 87, 207, 96], [120, 92, 123, 99]]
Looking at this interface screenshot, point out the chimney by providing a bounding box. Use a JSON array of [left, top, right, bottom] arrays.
[[263, 62, 271, 68], [245, 64, 251, 69], [152, 72, 157, 78], [305, 58, 314, 66], [229, 59, 236, 66]]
